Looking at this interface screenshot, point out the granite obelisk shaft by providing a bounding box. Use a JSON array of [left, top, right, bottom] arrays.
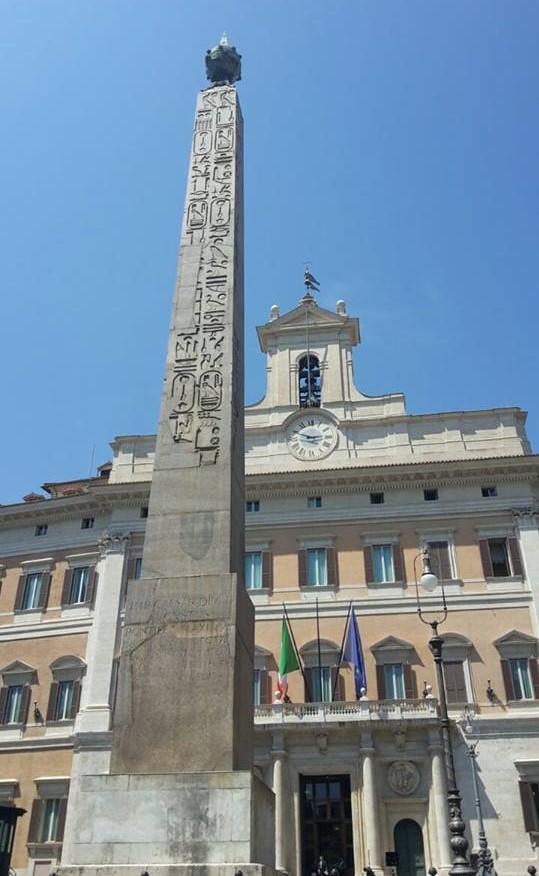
[[111, 84, 253, 775]]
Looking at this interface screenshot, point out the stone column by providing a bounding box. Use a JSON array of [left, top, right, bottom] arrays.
[[513, 508, 539, 637], [360, 732, 382, 873], [272, 733, 288, 872], [75, 532, 128, 736], [429, 730, 452, 872]]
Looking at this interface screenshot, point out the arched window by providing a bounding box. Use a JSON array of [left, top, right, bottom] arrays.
[[298, 354, 321, 408], [300, 639, 342, 702]]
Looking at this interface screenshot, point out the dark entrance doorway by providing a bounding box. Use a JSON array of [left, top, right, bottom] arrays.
[[394, 819, 425, 876], [300, 775, 354, 876]]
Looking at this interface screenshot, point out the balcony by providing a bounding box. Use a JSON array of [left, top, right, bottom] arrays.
[[254, 698, 439, 726]]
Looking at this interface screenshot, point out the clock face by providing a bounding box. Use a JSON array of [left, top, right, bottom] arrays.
[[286, 415, 338, 461]]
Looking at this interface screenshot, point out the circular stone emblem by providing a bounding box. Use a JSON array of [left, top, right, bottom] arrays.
[[387, 761, 420, 796]]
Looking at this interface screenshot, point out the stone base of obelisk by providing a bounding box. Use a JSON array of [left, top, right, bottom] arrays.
[[59, 770, 275, 874]]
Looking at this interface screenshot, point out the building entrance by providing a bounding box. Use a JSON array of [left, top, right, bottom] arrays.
[[300, 775, 354, 876], [394, 819, 425, 876]]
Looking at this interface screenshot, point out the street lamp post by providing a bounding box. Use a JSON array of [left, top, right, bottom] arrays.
[[414, 548, 476, 876], [460, 710, 497, 876]]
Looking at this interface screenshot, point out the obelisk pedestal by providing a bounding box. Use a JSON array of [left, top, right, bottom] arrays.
[[60, 41, 276, 876]]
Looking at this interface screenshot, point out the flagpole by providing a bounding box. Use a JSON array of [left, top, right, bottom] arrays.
[[283, 602, 311, 702], [333, 600, 353, 701]]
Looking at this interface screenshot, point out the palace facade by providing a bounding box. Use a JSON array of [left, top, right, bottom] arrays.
[[0, 293, 538, 876]]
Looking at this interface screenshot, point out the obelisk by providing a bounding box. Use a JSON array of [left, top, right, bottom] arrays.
[[111, 36, 253, 775], [59, 39, 275, 876]]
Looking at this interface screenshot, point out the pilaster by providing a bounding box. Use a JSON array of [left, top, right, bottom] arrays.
[[512, 507, 539, 637], [360, 731, 382, 874]]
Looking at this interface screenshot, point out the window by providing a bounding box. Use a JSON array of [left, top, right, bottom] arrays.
[[134, 557, 143, 580], [479, 536, 523, 578], [28, 790, 68, 846], [61, 565, 96, 606], [34, 524, 48, 537], [140, 506, 149, 519], [298, 354, 321, 408], [424, 489, 438, 502], [509, 658, 533, 701], [372, 544, 395, 583], [253, 668, 271, 705], [245, 552, 263, 590], [443, 661, 468, 704], [364, 542, 405, 584], [519, 782, 539, 833], [46, 656, 85, 722], [385, 664, 405, 699], [0, 662, 34, 726], [70, 567, 89, 604], [307, 496, 322, 509], [372, 637, 416, 699], [309, 666, 333, 702], [370, 492, 384, 505], [425, 540, 453, 580], [81, 517, 94, 529], [246, 500, 260, 513], [481, 486, 497, 498], [307, 548, 327, 586], [19, 572, 46, 611]]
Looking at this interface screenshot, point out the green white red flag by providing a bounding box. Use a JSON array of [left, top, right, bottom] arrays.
[[277, 617, 300, 697]]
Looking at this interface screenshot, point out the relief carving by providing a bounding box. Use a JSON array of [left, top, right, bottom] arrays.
[[171, 372, 197, 412], [187, 201, 207, 229]]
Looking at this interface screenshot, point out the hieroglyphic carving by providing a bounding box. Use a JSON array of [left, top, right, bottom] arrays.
[[168, 86, 238, 465]]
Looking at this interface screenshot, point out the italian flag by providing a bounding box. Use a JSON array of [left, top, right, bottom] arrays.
[[277, 617, 300, 697]]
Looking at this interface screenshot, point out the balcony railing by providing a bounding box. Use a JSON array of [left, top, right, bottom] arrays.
[[254, 698, 439, 724]]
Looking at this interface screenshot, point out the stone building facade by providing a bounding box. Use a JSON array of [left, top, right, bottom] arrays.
[[0, 295, 538, 876]]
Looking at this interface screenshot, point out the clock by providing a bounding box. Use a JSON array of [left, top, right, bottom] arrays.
[[286, 414, 338, 461]]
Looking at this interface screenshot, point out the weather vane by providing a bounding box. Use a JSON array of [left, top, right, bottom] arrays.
[[304, 267, 320, 293]]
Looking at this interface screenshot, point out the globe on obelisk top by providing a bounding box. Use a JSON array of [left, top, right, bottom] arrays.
[[205, 32, 242, 83]]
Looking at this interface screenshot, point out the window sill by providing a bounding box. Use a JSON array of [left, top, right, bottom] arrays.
[[366, 581, 406, 598], [300, 585, 337, 601], [247, 588, 271, 605], [61, 603, 92, 619], [13, 609, 44, 625], [27, 841, 62, 859], [485, 576, 525, 592], [506, 698, 539, 710]]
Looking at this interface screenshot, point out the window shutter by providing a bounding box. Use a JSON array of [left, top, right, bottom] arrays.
[[46, 681, 60, 722], [37, 572, 51, 609], [529, 659, 539, 699], [304, 667, 314, 702], [330, 667, 344, 702], [478, 539, 493, 578], [363, 546, 374, 584], [508, 537, 523, 577], [298, 550, 307, 587], [57, 797, 68, 842], [27, 799, 43, 843], [127, 557, 138, 580], [501, 659, 515, 701], [14, 575, 26, 611], [0, 687, 7, 726], [326, 548, 338, 587], [70, 680, 82, 719], [376, 665, 387, 700], [393, 545, 406, 583], [61, 569, 73, 605], [429, 542, 452, 580], [20, 684, 31, 724], [403, 664, 417, 699], [86, 566, 98, 605], [258, 669, 272, 705], [443, 662, 467, 704], [262, 552, 273, 590], [519, 782, 537, 832]]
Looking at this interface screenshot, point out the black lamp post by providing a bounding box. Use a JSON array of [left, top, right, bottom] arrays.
[[460, 709, 497, 876], [414, 547, 476, 876]]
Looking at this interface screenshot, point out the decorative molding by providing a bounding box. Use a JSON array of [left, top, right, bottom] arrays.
[[387, 760, 420, 795], [98, 532, 129, 556]]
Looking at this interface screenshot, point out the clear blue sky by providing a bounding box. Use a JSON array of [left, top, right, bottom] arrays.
[[1, 2, 538, 505]]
